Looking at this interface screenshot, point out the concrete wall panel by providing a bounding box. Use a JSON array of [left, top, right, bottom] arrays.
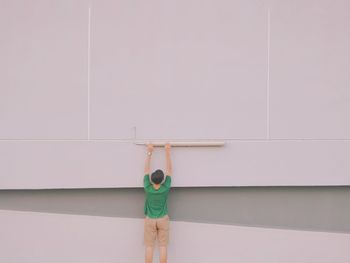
[[0, 209, 349, 262]]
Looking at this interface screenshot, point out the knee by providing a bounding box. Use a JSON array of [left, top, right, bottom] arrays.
[[159, 246, 167, 252], [146, 245, 154, 250]]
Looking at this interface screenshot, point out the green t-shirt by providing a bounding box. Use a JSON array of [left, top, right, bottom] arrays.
[[143, 174, 171, 218]]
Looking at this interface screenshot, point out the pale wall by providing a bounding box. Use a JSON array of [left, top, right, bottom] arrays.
[[1, 0, 350, 188]]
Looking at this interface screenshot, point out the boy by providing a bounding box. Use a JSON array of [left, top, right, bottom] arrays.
[[143, 143, 172, 263]]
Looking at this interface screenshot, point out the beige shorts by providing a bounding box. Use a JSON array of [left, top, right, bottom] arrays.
[[144, 214, 170, 247]]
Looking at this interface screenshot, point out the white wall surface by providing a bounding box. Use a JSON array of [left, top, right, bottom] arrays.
[[270, 0, 350, 139], [1, 140, 350, 189], [0, 0, 88, 139], [1, 0, 350, 188], [0, 209, 349, 263], [90, 0, 267, 140]]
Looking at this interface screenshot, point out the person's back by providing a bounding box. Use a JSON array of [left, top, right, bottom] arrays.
[[144, 173, 171, 218], [143, 143, 172, 263]]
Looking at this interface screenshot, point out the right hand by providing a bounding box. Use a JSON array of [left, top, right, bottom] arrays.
[[164, 143, 171, 151]]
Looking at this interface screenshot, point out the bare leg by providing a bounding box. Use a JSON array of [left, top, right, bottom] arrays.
[[159, 246, 167, 263], [145, 246, 154, 263]]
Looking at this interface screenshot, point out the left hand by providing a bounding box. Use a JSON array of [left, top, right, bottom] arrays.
[[147, 143, 154, 152]]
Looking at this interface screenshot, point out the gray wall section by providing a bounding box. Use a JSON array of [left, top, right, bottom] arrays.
[[1, 186, 350, 234]]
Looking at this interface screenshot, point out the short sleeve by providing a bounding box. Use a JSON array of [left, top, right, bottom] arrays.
[[144, 174, 151, 188], [163, 175, 171, 188]]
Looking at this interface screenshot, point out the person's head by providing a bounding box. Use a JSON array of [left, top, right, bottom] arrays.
[[151, 169, 165, 185]]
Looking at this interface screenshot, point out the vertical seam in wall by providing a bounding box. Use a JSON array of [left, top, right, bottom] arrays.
[[266, 8, 271, 140], [87, 5, 92, 140]]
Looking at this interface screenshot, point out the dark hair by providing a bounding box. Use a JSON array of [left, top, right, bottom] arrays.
[[151, 169, 164, 184]]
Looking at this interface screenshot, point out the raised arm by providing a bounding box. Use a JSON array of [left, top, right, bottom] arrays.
[[165, 143, 172, 176], [144, 144, 154, 175]]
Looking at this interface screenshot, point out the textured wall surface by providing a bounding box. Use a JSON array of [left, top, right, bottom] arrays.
[[1, 187, 350, 234]]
